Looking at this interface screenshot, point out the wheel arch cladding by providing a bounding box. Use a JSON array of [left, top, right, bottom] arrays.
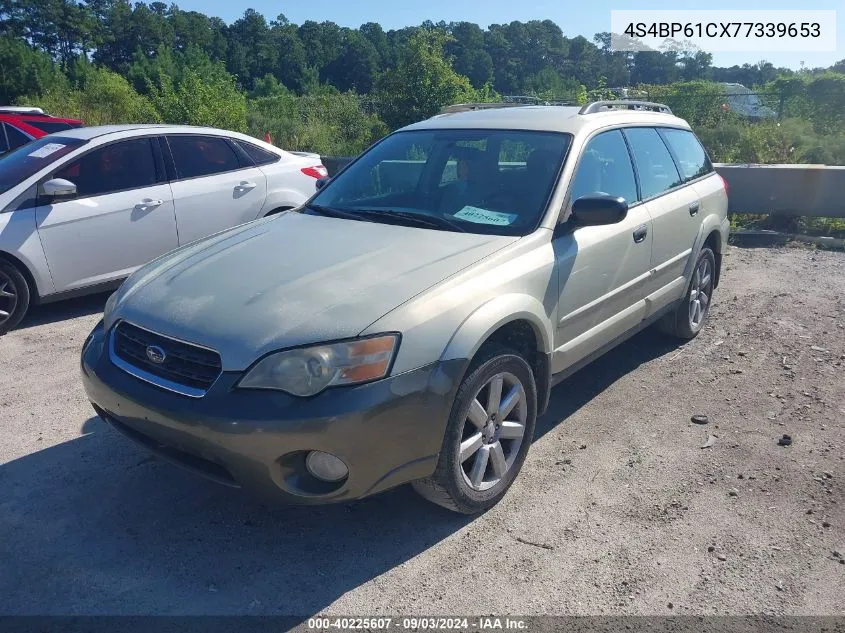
[[440, 295, 553, 415], [703, 229, 723, 288]]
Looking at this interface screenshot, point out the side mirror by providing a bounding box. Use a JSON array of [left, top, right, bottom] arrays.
[[315, 176, 330, 191], [40, 178, 77, 199], [571, 194, 628, 226]]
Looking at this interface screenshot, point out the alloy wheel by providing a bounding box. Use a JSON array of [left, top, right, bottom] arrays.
[[689, 257, 713, 329], [0, 270, 18, 327], [459, 371, 527, 491]]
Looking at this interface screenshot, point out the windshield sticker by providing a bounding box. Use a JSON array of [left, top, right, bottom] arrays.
[[453, 206, 518, 226], [27, 143, 67, 159]]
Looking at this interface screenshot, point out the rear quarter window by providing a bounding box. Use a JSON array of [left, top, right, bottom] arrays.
[[659, 128, 713, 182], [236, 140, 281, 166]]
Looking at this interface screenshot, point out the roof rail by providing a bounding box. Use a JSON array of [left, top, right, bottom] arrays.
[[579, 100, 672, 115], [438, 102, 526, 114]]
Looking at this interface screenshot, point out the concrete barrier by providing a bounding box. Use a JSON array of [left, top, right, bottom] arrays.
[[714, 164, 845, 218]]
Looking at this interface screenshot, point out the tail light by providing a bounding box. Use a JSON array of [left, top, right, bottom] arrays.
[[301, 165, 329, 179], [719, 174, 729, 196]]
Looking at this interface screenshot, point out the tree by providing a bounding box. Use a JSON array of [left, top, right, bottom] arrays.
[[149, 58, 246, 130], [446, 22, 493, 89], [0, 35, 63, 103], [375, 29, 475, 129]]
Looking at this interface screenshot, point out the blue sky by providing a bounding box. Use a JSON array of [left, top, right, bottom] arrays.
[[177, 0, 843, 70]]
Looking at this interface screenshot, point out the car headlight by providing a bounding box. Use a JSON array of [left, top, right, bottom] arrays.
[[237, 334, 399, 397]]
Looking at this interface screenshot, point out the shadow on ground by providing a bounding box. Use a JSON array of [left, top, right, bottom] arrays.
[[0, 329, 679, 616], [18, 292, 111, 330]]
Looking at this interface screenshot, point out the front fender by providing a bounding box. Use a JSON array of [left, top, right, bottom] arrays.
[[440, 293, 554, 364]]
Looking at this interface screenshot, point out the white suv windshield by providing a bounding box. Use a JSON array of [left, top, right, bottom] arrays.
[[309, 129, 572, 236], [0, 135, 86, 195]]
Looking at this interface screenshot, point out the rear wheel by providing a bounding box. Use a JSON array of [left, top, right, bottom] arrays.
[[0, 260, 31, 335], [657, 246, 716, 339], [413, 344, 537, 514]]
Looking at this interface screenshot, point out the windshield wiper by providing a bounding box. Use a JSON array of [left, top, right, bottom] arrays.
[[304, 203, 370, 222], [350, 209, 467, 233]]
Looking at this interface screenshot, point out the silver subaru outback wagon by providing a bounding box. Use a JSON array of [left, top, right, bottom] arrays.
[[81, 100, 729, 514]]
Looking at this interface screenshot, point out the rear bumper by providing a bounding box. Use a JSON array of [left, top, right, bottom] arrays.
[[81, 321, 467, 504]]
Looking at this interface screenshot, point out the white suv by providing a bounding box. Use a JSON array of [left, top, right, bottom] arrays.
[[0, 124, 326, 333]]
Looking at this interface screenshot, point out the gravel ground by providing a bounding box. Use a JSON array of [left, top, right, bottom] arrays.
[[0, 244, 843, 618]]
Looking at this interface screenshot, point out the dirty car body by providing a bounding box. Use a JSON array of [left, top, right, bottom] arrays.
[[81, 102, 729, 513]]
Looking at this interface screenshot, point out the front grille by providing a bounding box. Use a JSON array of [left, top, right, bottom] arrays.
[[112, 321, 222, 393]]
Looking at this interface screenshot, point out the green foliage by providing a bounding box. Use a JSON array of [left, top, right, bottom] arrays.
[[640, 81, 737, 127], [696, 117, 845, 166], [248, 91, 387, 156], [148, 62, 246, 131], [375, 29, 476, 129], [2, 0, 844, 159], [21, 65, 159, 125], [0, 35, 64, 103]]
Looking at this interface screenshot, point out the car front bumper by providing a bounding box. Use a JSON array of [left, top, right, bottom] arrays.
[[81, 321, 467, 504]]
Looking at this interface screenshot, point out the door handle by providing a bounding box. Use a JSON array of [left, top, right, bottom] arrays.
[[134, 198, 163, 211], [633, 224, 648, 243], [689, 201, 700, 216], [234, 181, 257, 191]]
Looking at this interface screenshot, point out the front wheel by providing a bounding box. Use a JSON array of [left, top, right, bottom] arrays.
[[413, 344, 537, 514], [657, 246, 716, 339], [0, 261, 30, 336]]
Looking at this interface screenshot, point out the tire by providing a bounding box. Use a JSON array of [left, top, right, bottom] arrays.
[[0, 260, 31, 336], [657, 246, 716, 340], [412, 344, 537, 514]]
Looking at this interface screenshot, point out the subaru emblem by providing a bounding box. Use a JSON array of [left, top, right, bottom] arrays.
[[146, 345, 167, 364]]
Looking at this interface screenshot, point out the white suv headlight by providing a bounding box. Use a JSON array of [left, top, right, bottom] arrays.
[[237, 334, 399, 397]]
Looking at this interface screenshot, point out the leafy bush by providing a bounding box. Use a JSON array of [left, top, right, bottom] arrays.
[[248, 89, 387, 155], [148, 62, 247, 132], [20, 65, 159, 124]]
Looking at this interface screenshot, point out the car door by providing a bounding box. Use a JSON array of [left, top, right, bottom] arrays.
[[623, 127, 701, 306], [164, 135, 268, 245], [552, 128, 653, 373], [34, 137, 179, 293]]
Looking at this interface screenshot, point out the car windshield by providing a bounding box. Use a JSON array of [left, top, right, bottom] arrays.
[[0, 135, 86, 194], [309, 129, 572, 236]]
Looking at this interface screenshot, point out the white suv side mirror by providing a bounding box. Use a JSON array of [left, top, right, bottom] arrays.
[[40, 178, 77, 199]]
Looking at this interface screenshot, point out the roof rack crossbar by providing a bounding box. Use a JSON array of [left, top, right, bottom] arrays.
[[579, 100, 672, 115]]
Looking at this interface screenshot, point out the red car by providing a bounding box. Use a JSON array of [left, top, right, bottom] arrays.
[[0, 107, 84, 154]]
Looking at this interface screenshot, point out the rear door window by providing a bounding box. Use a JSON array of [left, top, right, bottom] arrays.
[[167, 135, 242, 179], [659, 128, 713, 182], [623, 127, 683, 199]]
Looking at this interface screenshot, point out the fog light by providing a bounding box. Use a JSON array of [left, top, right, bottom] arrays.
[[305, 451, 348, 482]]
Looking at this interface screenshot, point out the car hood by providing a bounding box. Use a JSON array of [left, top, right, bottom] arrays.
[[108, 212, 517, 370]]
